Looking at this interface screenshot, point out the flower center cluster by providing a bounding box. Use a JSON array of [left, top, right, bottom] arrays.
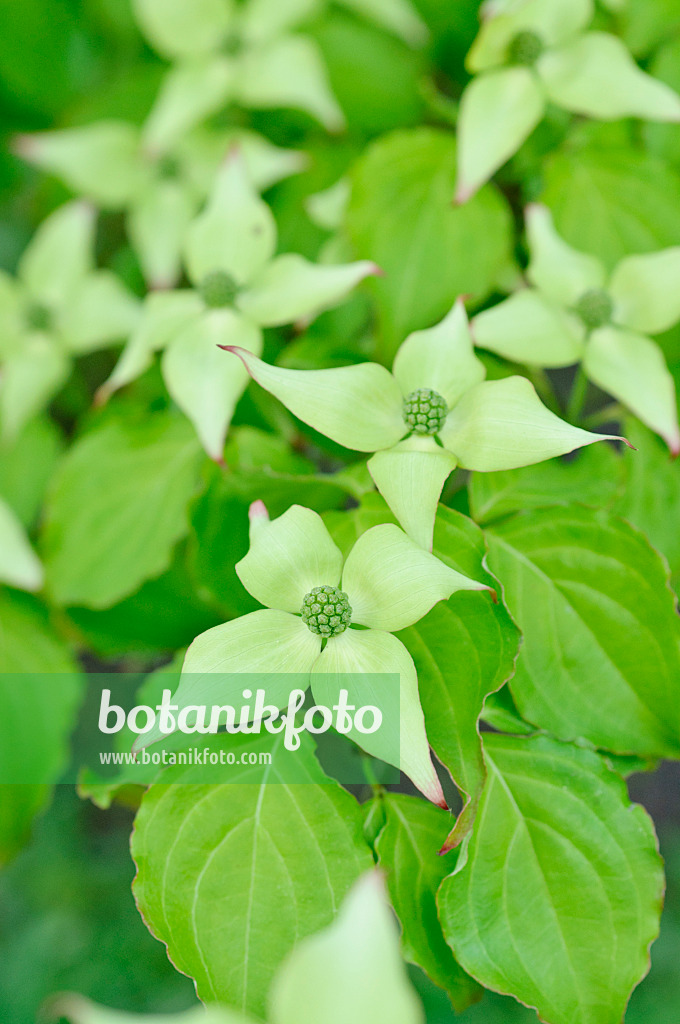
[[508, 31, 544, 66], [25, 303, 51, 331], [575, 289, 613, 331], [301, 585, 352, 637], [200, 270, 240, 308], [403, 388, 448, 435]]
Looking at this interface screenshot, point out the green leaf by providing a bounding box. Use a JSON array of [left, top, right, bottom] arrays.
[[468, 444, 624, 526], [43, 413, 204, 608], [347, 127, 513, 357], [542, 144, 680, 269], [269, 871, 425, 1024], [486, 506, 680, 758], [438, 734, 664, 1024], [398, 507, 520, 844], [0, 415, 63, 528], [613, 417, 680, 593], [0, 591, 81, 866], [375, 793, 482, 1012], [312, 12, 424, 135], [131, 736, 372, 1017]]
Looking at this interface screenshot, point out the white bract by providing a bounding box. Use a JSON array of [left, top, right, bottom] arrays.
[[226, 300, 621, 550], [99, 150, 378, 460], [472, 205, 680, 453], [0, 202, 140, 443], [140, 500, 493, 804], [456, 0, 680, 202], [16, 121, 305, 288], [131, 0, 428, 138]]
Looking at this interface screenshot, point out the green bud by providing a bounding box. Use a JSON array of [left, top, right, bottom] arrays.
[[403, 388, 448, 435], [301, 585, 352, 638], [199, 270, 240, 308], [25, 303, 52, 331], [507, 31, 544, 67], [575, 289, 613, 331]]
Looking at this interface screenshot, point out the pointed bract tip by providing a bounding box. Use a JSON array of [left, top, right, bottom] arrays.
[[225, 141, 243, 163], [12, 133, 36, 159], [488, 586, 498, 604], [149, 277, 176, 292], [454, 183, 476, 206], [368, 262, 385, 278], [93, 384, 112, 409], [249, 499, 270, 523], [620, 436, 637, 451]]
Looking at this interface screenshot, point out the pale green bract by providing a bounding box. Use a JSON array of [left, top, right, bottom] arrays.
[[99, 151, 378, 460], [0, 496, 43, 592], [136, 500, 492, 804], [48, 872, 423, 1024], [270, 871, 425, 1024], [225, 300, 621, 549], [131, 0, 427, 139], [472, 204, 680, 452], [15, 120, 306, 288], [0, 202, 140, 443], [456, 0, 680, 201]]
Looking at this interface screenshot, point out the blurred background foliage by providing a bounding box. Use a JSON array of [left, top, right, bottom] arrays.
[[2, 0, 680, 1020]]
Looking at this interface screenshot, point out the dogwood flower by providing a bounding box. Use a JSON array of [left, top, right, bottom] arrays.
[[472, 205, 680, 453], [131, 0, 428, 139], [0, 202, 140, 443], [15, 121, 305, 288], [139, 501, 492, 804], [99, 150, 378, 460], [456, 0, 680, 202], [225, 300, 620, 550]]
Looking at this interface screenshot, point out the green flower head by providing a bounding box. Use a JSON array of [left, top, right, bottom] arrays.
[[135, 501, 493, 805], [225, 300, 620, 550], [472, 204, 680, 454]]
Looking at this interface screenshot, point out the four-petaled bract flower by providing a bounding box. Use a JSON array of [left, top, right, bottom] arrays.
[[456, 0, 680, 202], [472, 205, 680, 454], [0, 201, 140, 443], [225, 300, 620, 550], [139, 500, 493, 804], [99, 150, 378, 460], [131, 0, 428, 138], [15, 120, 305, 289]]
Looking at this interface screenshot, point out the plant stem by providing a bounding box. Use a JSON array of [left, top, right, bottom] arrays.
[[567, 366, 589, 423], [528, 368, 561, 416]]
